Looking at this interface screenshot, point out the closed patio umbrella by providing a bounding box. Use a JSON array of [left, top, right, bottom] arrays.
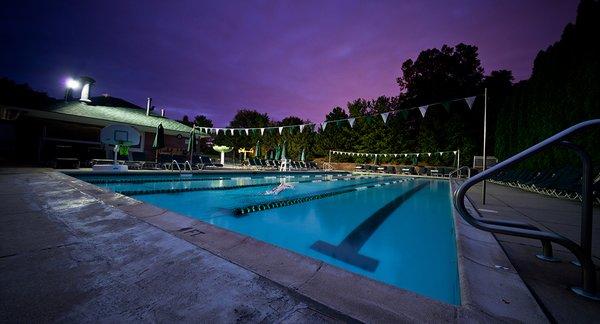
[[152, 123, 165, 162], [255, 140, 261, 158], [274, 144, 281, 160], [188, 126, 196, 162]]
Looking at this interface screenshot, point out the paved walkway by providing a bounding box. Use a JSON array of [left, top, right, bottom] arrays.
[[0, 169, 339, 322], [467, 182, 600, 323]]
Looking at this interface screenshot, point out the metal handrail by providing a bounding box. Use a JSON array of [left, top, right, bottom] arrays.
[[170, 160, 182, 172], [449, 166, 471, 179], [183, 161, 193, 171], [453, 119, 600, 300]]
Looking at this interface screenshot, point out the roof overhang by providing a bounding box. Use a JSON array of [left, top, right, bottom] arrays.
[[2, 105, 208, 138]]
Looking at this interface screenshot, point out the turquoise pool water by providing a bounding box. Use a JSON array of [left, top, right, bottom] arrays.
[[73, 172, 460, 304]]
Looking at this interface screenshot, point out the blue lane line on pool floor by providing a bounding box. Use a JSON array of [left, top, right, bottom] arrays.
[[310, 181, 429, 272]]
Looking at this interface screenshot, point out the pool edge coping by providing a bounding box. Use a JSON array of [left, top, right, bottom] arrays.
[[59, 171, 547, 323], [449, 180, 547, 322]]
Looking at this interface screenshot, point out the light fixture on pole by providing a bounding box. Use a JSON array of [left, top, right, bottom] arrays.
[[64, 77, 81, 101]]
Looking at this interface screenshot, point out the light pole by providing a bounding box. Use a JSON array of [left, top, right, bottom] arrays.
[[481, 88, 488, 204]]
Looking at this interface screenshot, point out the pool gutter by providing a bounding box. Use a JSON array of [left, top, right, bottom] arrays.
[[61, 171, 547, 322]]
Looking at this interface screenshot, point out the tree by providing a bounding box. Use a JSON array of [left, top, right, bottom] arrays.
[[193, 115, 213, 127], [0, 77, 57, 109], [494, 0, 600, 169], [180, 115, 192, 126]]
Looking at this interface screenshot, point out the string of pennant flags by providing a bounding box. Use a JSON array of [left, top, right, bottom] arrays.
[[331, 150, 458, 158], [195, 94, 479, 136]]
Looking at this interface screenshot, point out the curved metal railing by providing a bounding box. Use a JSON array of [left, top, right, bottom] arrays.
[[169, 160, 182, 172], [183, 161, 193, 171], [449, 166, 471, 179], [453, 119, 599, 300]]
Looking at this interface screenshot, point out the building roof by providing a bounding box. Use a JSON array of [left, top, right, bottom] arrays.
[[4, 99, 206, 137], [50, 101, 194, 134]]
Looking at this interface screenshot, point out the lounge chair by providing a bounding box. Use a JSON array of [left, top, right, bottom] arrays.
[[198, 156, 223, 169], [417, 166, 429, 176]]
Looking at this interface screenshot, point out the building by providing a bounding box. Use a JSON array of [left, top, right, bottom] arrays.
[[0, 77, 207, 166]]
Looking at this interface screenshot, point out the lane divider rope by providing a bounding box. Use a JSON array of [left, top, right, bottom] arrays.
[[233, 178, 413, 216]]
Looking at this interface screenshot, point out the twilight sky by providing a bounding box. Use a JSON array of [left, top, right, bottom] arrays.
[[1, 0, 577, 126]]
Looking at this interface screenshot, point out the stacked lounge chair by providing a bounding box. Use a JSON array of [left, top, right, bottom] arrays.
[[490, 166, 599, 203]]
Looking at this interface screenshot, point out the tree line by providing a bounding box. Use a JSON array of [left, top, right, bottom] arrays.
[[181, 0, 599, 170]]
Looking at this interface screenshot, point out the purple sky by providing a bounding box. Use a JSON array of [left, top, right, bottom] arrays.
[[1, 0, 577, 126]]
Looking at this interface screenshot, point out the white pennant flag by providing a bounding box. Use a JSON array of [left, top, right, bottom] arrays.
[[245, 129, 249, 135], [322, 122, 327, 130], [381, 112, 389, 124], [299, 124, 305, 133], [348, 118, 356, 128], [464, 96, 476, 110], [278, 127, 283, 135], [260, 128, 265, 136], [394, 154, 398, 157], [230, 129, 235, 135], [419, 105, 428, 117], [416, 153, 420, 157], [404, 154, 408, 157], [428, 153, 431, 157], [439, 152, 443, 155], [453, 151, 457, 155], [215, 128, 220, 134]]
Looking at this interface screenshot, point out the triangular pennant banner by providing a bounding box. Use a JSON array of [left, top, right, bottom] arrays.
[[322, 122, 327, 131], [278, 127, 283, 135], [419, 106, 428, 117], [230, 129, 235, 135], [260, 128, 265, 136], [245, 129, 249, 135], [299, 124, 305, 133], [348, 118, 356, 128], [464, 96, 476, 110], [381, 112, 389, 124]]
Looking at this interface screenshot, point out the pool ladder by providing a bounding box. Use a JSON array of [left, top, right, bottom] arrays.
[[453, 119, 599, 300], [169, 160, 193, 172]]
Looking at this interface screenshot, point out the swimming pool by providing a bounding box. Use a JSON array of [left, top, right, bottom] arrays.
[[74, 172, 460, 304]]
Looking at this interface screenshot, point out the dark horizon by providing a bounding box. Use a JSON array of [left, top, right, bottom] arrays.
[[1, 0, 577, 126]]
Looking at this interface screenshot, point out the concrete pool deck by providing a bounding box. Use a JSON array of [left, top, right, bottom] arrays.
[[466, 182, 600, 323], [1, 168, 551, 322]]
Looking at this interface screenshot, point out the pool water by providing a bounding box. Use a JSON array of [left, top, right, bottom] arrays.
[[74, 172, 460, 304]]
